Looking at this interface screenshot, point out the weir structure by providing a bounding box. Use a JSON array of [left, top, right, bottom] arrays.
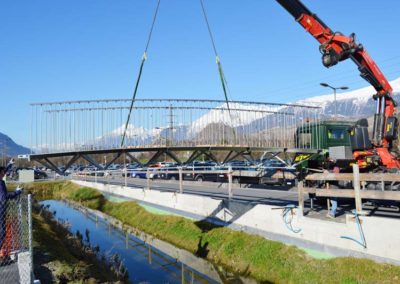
[[29, 98, 322, 174]]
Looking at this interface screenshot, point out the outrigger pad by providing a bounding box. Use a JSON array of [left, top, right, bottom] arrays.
[[350, 119, 372, 151], [355, 118, 369, 127]]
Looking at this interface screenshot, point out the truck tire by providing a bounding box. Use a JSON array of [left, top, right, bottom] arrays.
[[195, 176, 204, 182]]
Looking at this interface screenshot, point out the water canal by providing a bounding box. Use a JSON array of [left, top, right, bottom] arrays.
[[40, 200, 252, 283]]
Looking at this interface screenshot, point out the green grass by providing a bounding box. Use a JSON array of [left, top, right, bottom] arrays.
[[24, 181, 400, 283], [33, 209, 123, 283]]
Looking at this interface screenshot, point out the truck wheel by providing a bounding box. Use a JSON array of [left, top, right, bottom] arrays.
[[170, 176, 176, 181], [232, 177, 240, 184], [195, 176, 204, 182]]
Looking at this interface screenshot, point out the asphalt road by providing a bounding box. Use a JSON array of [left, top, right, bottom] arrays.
[[78, 175, 301, 206], [74, 175, 400, 220]]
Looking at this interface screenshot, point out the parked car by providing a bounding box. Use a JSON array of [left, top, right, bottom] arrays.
[[219, 165, 261, 184], [260, 160, 296, 186], [157, 167, 180, 180], [129, 168, 148, 179], [122, 164, 140, 177], [34, 169, 48, 180], [181, 164, 224, 182], [107, 164, 121, 171]]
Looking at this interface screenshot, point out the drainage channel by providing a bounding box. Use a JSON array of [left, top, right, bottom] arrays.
[[40, 200, 250, 283]]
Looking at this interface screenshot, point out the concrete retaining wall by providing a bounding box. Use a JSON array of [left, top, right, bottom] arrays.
[[73, 180, 400, 264], [74, 180, 221, 217]]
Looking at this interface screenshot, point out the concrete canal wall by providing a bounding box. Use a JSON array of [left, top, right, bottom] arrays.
[[73, 180, 400, 265]]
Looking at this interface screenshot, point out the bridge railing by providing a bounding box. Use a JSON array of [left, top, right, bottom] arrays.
[[298, 165, 400, 216], [72, 163, 297, 198], [30, 99, 321, 154]]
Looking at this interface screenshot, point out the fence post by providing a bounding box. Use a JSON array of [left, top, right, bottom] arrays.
[[147, 168, 150, 190], [95, 170, 97, 183], [148, 245, 152, 264], [298, 181, 304, 216], [124, 152, 128, 187], [353, 164, 363, 213], [179, 167, 183, 194], [181, 262, 185, 284], [124, 168, 127, 187], [28, 194, 33, 282], [228, 166, 233, 199]]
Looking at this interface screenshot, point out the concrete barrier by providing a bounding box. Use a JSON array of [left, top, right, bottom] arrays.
[[72, 180, 400, 264], [74, 180, 221, 218], [231, 204, 400, 263]]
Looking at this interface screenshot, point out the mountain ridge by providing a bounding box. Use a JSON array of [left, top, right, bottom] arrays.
[[0, 132, 30, 157], [295, 77, 400, 118]]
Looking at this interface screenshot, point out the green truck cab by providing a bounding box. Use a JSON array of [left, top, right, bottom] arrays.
[[294, 120, 355, 170], [296, 120, 354, 150]]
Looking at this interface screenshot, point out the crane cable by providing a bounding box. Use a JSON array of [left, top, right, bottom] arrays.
[[199, 0, 238, 142], [121, 0, 161, 148]]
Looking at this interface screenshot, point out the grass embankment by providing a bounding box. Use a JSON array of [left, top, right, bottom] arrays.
[[25, 181, 400, 283], [33, 207, 125, 283]]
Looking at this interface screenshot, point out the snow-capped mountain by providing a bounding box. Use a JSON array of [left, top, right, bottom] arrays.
[[297, 77, 400, 118], [97, 124, 153, 146], [95, 77, 400, 147], [189, 77, 400, 134], [189, 102, 281, 136]]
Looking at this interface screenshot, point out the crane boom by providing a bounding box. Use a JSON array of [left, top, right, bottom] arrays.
[[275, 0, 400, 168]]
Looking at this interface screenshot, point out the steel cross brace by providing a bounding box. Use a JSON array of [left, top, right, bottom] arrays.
[[185, 150, 201, 165], [63, 154, 81, 173], [125, 152, 143, 166], [199, 149, 219, 163], [35, 157, 63, 175], [104, 153, 122, 170], [82, 154, 105, 170], [164, 150, 182, 165], [145, 150, 165, 166]]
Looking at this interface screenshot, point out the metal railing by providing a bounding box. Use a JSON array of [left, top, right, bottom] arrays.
[[30, 98, 321, 154], [73, 163, 297, 199], [0, 194, 33, 284], [298, 165, 400, 216]]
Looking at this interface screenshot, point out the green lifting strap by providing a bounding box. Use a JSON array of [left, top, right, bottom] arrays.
[[200, 0, 237, 142], [216, 56, 229, 109], [121, 0, 161, 148]]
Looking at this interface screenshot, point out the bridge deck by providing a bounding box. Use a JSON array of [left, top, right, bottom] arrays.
[[30, 146, 320, 159], [29, 146, 320, 176]]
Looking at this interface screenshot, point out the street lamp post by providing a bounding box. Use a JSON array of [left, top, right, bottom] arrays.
[[320, 83, 349, 120]]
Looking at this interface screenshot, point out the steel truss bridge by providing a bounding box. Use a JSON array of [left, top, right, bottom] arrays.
[[29, 98, 322, 174]]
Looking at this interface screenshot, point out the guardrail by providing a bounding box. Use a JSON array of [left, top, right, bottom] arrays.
[[73, 167, 237, 199], [298, 165, 400, 215], [72, 165, 297, 193]]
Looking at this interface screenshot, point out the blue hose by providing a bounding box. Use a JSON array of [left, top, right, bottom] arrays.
[[340, 209, 367, 248], [282, 204, 302, 233]]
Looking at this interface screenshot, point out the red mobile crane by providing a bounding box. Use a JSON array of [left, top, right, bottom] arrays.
[[275, 0, 400, 169]]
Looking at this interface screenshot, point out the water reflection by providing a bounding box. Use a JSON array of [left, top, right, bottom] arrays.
[[41, 200, 221, 284]]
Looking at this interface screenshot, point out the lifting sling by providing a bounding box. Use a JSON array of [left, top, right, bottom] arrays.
[[121, 0, 161, 147]]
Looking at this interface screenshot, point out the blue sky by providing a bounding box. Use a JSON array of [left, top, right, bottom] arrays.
[[1, 0, 400, 146]]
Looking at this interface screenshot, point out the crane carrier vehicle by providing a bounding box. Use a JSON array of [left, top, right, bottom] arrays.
[[213, 0, 400, 190], [272, 0, 400, 178]]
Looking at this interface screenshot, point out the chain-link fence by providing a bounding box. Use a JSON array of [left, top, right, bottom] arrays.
[[0, 194, 32, 284]]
